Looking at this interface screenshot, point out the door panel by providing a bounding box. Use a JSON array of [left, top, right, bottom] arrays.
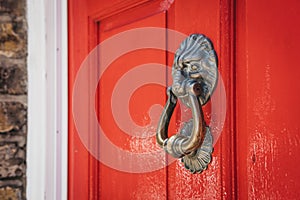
[[236, 0, 300, 199], [97, 11, 167, 200], [69, 0, 234, 199]]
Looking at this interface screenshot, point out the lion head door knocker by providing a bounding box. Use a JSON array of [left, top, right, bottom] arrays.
[[156, 34, 218, 173]]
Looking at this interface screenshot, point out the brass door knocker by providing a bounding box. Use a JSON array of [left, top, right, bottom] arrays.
[[156, 34, 218, 173]]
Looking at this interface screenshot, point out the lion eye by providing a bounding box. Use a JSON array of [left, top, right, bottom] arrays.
[[191, 65, 198, 70]]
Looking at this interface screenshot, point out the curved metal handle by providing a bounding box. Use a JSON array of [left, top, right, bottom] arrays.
[[156, 34, 218, 173], [157, 81, 205, 158]]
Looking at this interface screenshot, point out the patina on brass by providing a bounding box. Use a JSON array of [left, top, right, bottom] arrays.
[[156, 34, 218, 173]]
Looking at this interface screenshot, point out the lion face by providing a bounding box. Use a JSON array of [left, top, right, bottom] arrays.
[[172, 34, 218, 105]]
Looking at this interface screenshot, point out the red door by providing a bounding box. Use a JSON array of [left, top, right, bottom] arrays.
[[68, 0, 300, 199]]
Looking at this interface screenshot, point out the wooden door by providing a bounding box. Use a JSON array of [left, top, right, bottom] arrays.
[[68, 0, 300, 199]]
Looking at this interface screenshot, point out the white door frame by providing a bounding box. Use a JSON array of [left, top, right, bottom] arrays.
[[27, 0, 68, 199]]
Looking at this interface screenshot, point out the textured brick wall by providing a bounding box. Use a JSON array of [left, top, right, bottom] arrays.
[[0, 0, 27, 199]]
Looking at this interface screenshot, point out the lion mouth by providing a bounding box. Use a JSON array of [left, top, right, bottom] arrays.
[[189, 71, 201, 79]]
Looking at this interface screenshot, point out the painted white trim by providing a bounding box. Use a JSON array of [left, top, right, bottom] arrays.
[[27, 0, 68, 199], [27, 0, 47, 199]]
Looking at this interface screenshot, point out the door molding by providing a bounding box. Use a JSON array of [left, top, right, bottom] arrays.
[[27, 0, 68, 199], [90, 0, 157, 20]]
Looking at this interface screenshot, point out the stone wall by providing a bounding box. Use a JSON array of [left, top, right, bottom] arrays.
[[0, 0, 27, 199]]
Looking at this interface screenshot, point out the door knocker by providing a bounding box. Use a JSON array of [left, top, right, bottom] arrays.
[[156, 34, 218, 173]]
